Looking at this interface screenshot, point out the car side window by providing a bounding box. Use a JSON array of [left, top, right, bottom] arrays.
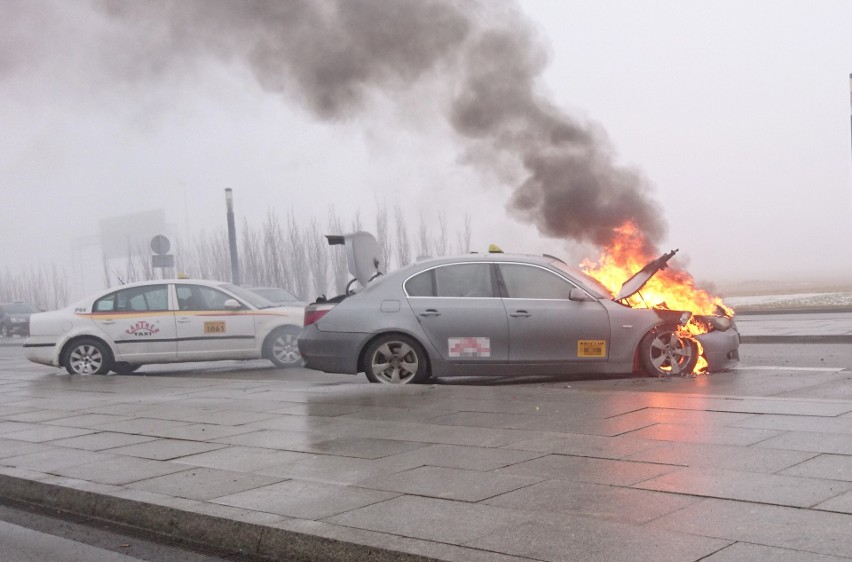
[[499, 264, 576, 300], [94, 285, 169, 312], [176, 285, 235, 311], [435, 264, 494, 298], [405, 270, 435, 297]]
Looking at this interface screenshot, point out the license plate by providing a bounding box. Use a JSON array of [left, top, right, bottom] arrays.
[[204, 321, 226, 334]]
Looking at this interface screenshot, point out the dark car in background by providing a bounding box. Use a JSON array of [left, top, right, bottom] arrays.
[[0, 302, 39, 337]]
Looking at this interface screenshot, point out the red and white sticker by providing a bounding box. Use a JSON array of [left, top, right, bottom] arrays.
[[448, 337, 491, 358]]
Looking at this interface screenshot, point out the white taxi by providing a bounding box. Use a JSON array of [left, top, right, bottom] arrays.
[[24, 279, 304, 375]]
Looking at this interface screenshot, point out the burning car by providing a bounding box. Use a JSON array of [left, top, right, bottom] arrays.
[[298, 232, 738, 384]]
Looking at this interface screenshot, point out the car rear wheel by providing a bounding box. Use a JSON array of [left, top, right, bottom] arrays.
[[364, 334, 429, 384], [638, 327, 698, 377], [64, 338, 112, 375], [266, 325, 303, 368]]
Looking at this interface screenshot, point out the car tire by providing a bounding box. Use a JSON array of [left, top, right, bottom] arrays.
[[265, 325, 304, 368], [363, 334, 429, 385], [112, 363, 141, 375], [63, 338, 112, 375], [638, 326, 699, 377]]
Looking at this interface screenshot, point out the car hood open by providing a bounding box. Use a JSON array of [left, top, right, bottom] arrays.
[[326, 231, 386, 289], [613, 249, 679, 301]]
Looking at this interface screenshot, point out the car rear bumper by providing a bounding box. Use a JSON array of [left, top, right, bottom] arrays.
[[23, 338, 60, 367], [695, 328, 740, 372], [297, 324, 367, 374]]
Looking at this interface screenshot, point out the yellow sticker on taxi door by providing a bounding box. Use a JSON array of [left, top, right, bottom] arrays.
[[204, 321, 226, 334], [578, 339, 606, 357]]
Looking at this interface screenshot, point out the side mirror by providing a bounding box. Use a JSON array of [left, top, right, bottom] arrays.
[[569, 288, 595, 302], [223, 299, 243, 310]]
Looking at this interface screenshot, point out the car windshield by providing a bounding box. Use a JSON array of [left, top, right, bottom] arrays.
[[219, 284, 277, 309], [250, 288, 298, 302], [2, 303, 38, 314], [548, 260, 613, 299]]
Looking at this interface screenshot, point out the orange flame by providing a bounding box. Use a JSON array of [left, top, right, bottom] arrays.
[[581, 221, 732, 375]]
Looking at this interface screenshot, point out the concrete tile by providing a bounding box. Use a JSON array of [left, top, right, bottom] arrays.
[[624, 423, 781, 446], [90, 417, 193, 435], [512, 415, 657, 437], [703, 542, 849, 561], [649, 498, 852, 558], [484, 479, 698, 524], [780, 454, 852, 481], [45, 413, 135, 429], [611, 407, 756, 427], [1, 425, 95, 443], [106, 439, 226, 460], [214, 479, 398, 520], [371, 422, 530, 448], [425, 411, 537, 429], [3, 409, 77, 422], [284, 437, 430, 459], [377, 444, 545, 472], [731, 413, 852, 434], [173, 446, 314, 472], [503, 433, 658, 460], [635, 466, 852, 508], [357, 465, 541, 502], [211, 429, 316, 449], [465, 515, 730, 562], [1, 447, 118, 472], [0, 437, 51, 459], [625, 441, 817, 473], [45, 431, 157, 451], [257, 454, 412, 485], [145, 423, 258, 441], [242, 414, 350, 433], [269, 403, 368, 417], [324, 495, 533, 545], [814, 490, 852, 514], [757, 431, 852, 455], [127, 466, 284, 501], [495, 454, 678, 486], [51, 456, 191, 485], [336, 406, 456, 423], [170, 409, 279, 425]]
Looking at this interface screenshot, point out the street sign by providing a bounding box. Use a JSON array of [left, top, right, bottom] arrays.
[[150, 235, 171, 255]]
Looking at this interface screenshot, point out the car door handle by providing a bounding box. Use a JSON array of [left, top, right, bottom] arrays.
[[418, 309, 441, 317], [177, 317, 192, 323], [509, 310, 531, 318], [100, 320, 116, 325]]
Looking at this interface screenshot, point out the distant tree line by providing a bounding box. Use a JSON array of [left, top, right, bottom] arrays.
[[113, 203, 473, 302], [0, 264, 68, 311]]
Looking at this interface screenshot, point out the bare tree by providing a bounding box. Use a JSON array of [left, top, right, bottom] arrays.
[[435, 209, 449, 256], [456, 213, 472, 254], [287, 210, 310, 300], [240, 217, 264, 286], [327, 205, 348, 295], [375, 199, 392, 274], [261, 210, 287, 288], [306, 218, 329, 298], [417, 210, 431, 259], [393, 202, 410, 268]]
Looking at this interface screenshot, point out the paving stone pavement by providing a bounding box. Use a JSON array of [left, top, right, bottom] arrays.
[[3, 356, 852, 562]]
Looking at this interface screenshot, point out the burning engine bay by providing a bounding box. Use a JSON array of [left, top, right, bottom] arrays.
[[583, 223, 738, 375]]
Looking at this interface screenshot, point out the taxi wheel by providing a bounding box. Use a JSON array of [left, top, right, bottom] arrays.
[[363, 334, 429, 384], [63, 338, 112, 375], [266, 325, 303, 368], [113, 363, 141, 375], [639, 327, 698, 377]]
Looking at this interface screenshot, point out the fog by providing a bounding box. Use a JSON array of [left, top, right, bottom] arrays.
[[2, 0, 851, 300]]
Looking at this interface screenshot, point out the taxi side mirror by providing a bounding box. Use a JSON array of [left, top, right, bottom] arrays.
[[223, 299, 243, 310]]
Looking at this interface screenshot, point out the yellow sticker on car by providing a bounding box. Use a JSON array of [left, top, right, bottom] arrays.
[[204, 321, 226, 334], [578, 339, 606, 357]]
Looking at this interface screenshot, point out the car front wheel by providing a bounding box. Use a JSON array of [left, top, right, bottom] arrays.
[[363, 334, 429, 384], [64, 338, 112, 375], [638, 327, 699, 377], [266, 325, 303, 368]]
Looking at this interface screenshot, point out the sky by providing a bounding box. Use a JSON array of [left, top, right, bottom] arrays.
[[2, 0, 851, 299]]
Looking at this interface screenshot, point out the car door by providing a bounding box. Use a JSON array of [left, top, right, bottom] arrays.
[[174, 284, 257, 359], [405, 262, 509, 363], [90, 284, 177, 362], [497, 263, 611, 363]]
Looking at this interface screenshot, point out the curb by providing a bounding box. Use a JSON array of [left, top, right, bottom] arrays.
[[0, 474, 438, 562], [739, 335, 852, 344]]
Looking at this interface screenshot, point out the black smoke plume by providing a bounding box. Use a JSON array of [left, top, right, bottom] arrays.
[[97, 0, 666, 251]]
